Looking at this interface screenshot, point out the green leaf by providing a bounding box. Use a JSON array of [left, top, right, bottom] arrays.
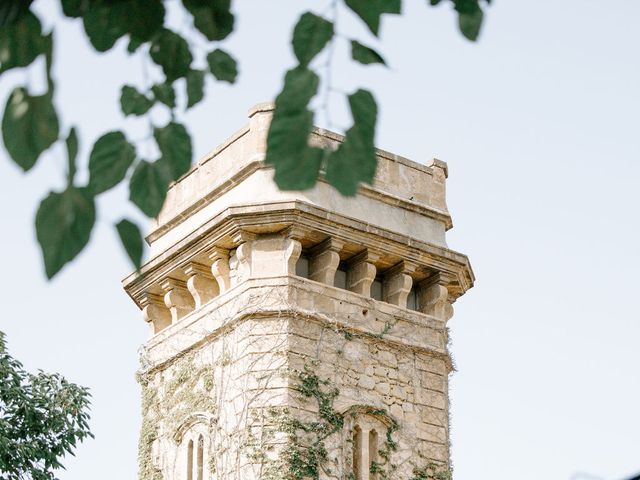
[[61, 0, 84, 17], [0, 0, 33, 28], [115, 219, 144, 270], [265, 67, 323, 190], [207, 49, 238, 84], [344, 0, 401, 36], [0, 12, 47, 74], [66, 127, 78, 183], [351, 40, 386, 66], [87, 131, 136, 194], [129, 160, 170, 217], [186, 69, 205, 109], [429, 0, 444, 5], [151, 82, 176, 108], [325, 89, 378, 196], [292, 12, 334, 67], [155, 122, 192, 181], [82, 3, 128, 52], [2, 88, 59, 172], [35, 187, 96, 279], [43, 32, 53, 92], [454, 0, 484, 41], [274, 67, 320, 113], [150, 29, 193, 81], [182, 0, 234, 41], [127, 36, 144, 54], [124, 0, 164, 43], [82, 0, 164, 51], [120, 85, 153, 116]]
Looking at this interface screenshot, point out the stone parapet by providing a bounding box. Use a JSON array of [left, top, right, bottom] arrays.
[[146, 104, 453, 257]]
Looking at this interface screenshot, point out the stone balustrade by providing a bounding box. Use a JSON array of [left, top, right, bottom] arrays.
[[135, 229, 459, 335]]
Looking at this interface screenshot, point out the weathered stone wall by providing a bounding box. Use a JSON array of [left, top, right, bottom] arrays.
[[137, 275, 453, 480]]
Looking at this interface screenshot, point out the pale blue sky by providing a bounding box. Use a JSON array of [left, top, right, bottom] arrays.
[[1, 1, 639, 480]]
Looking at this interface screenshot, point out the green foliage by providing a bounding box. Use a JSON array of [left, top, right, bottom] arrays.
[[116, 218, 144, 269], [262, 365, 343, 480], [0, 12, 47, 74], [150, 29, 193, 81], [151, 82, 176, 108], [0, 331, 93, 479], [129, 160, 170, 217], [137, 353, 216, 480], [411, 463, 453, 480], [325, 89, 378, 195], [2, 88, 58, 171], [345, 0, 402, 36], [431, 0, 491, 41], [81, 0, 165, 52], [35, 186, 95, 279], [88, 131, 136, 194], [65, 127, 78, 182], [207, 48, 238, 83], [0, 1, 34, 28], [186, 69, 206, 108], [182, 0, 234, 41], [266, 67, 323, 190], [155, 121, 192, 180], [0, 0, 489, 279], [120, 85, 153, 116], [292, 12, 334, 67], [351, 40, 386, 66]]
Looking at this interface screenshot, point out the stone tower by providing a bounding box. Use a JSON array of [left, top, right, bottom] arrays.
[[123, 104, 474, 480]]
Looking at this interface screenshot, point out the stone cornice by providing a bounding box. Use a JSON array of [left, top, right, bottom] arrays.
[[123, 201, 473, 306]]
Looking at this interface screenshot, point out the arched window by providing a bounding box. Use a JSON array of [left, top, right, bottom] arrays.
[[344, 407, 393, 480], [173, 414, 213, 480]]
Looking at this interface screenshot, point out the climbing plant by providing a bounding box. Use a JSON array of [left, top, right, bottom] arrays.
[[0, 0, 490, 278]]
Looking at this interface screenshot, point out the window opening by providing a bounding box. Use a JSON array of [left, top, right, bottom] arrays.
[[369, 429, 378, 479], [296, 254, 310, 278], [196, 435, 204, 480], [353, 425, 362, 480], [187, 439, 194, 480], [407, 285, 419, 311], [371, 278, 383, 301], [334, 264, 348, 290]]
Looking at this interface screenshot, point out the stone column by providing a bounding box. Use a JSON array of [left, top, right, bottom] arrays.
[[161, 278, 195, 324], [309, 238, 344, 285], [184, 262, 219, 309], [347, 250, 379, 297]]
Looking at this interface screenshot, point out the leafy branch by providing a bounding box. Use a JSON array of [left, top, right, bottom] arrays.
[[0, 0, 490, 279]]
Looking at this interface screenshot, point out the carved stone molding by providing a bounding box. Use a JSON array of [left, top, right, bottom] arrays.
[[161, 278, 195, 324], [184, 262, 219, 309]]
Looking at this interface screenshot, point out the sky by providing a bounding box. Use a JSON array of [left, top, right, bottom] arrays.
[[1, 1, 639, 480]]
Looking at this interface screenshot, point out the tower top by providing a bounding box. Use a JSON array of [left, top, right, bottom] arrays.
[[124, 103, 473, 316]]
